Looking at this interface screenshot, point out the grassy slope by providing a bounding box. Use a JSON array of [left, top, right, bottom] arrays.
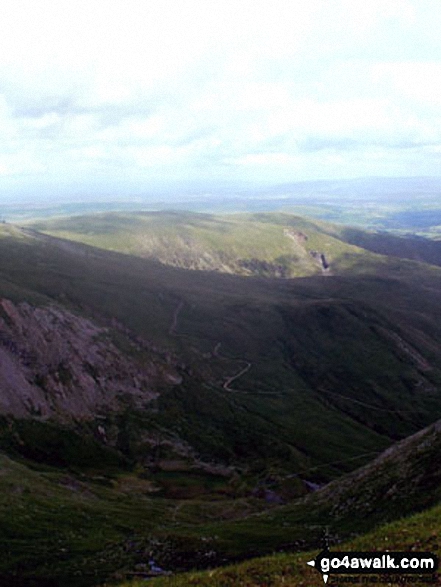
[[170, 419, 441, 565], [1, 417, 440, 586], [29, 211, 441, 276], [0, 450, 274, 586], [28, 212, 379, 277], [116, 501, 441, 587]]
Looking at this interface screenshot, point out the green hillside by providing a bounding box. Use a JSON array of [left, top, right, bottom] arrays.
[[161, 418, 441, 569], [0, 417, 440, 586], [29, 211, 441, 277], [27, 212, 376, 277], [118, 500, 441, 587], [2, 222, 441, 477], [0, 217, 441, 585]]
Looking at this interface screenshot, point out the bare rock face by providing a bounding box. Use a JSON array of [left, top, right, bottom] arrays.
[[0, 299, 179, 420]]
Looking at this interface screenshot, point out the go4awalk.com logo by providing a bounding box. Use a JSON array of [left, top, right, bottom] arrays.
[[307, 548, 439, 584]]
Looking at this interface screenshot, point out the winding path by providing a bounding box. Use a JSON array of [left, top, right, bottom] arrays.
[[169, 305, 253, 392], [213, 342, 252, 392], [222, 361, 252, 392], [168, 300, 184, 336]]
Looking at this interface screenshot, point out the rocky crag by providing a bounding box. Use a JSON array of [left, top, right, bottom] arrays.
[[0, 298, 181, 421]]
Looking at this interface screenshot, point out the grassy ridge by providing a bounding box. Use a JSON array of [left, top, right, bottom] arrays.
[[28, 212, 379, 277], [29, 211, 441, 277]]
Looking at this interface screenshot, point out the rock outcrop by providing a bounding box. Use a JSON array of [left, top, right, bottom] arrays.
[[0, 299, 179, 420]]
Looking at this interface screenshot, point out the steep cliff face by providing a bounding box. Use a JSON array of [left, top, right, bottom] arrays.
[[0, 299, 179, 420]]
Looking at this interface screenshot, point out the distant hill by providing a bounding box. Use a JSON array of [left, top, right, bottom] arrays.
[[330, 225, 441, 267], [5, 176, 441, 235], [28, 211, 359, 277], [28, 211, 441, 279]]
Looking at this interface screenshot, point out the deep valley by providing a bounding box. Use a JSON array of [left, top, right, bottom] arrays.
[[0, 212, 440, 586]]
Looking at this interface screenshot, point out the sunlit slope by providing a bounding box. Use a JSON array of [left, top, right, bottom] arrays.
[[29, 211, 441, 277], [29, 211, 382, 277]]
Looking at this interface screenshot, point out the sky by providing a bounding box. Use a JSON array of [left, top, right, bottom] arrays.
[[1, 0, 441, 201]]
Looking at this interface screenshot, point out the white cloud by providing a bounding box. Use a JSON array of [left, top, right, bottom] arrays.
[[229, 152, 300, 166], [371, 62, 441, 105], [1, 0, 441, 198]]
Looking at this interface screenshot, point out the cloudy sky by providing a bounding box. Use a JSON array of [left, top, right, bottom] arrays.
[[1, 0, 441, 201]]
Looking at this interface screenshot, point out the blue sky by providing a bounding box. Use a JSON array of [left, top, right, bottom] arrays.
[[1, 0, 441, 201]]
